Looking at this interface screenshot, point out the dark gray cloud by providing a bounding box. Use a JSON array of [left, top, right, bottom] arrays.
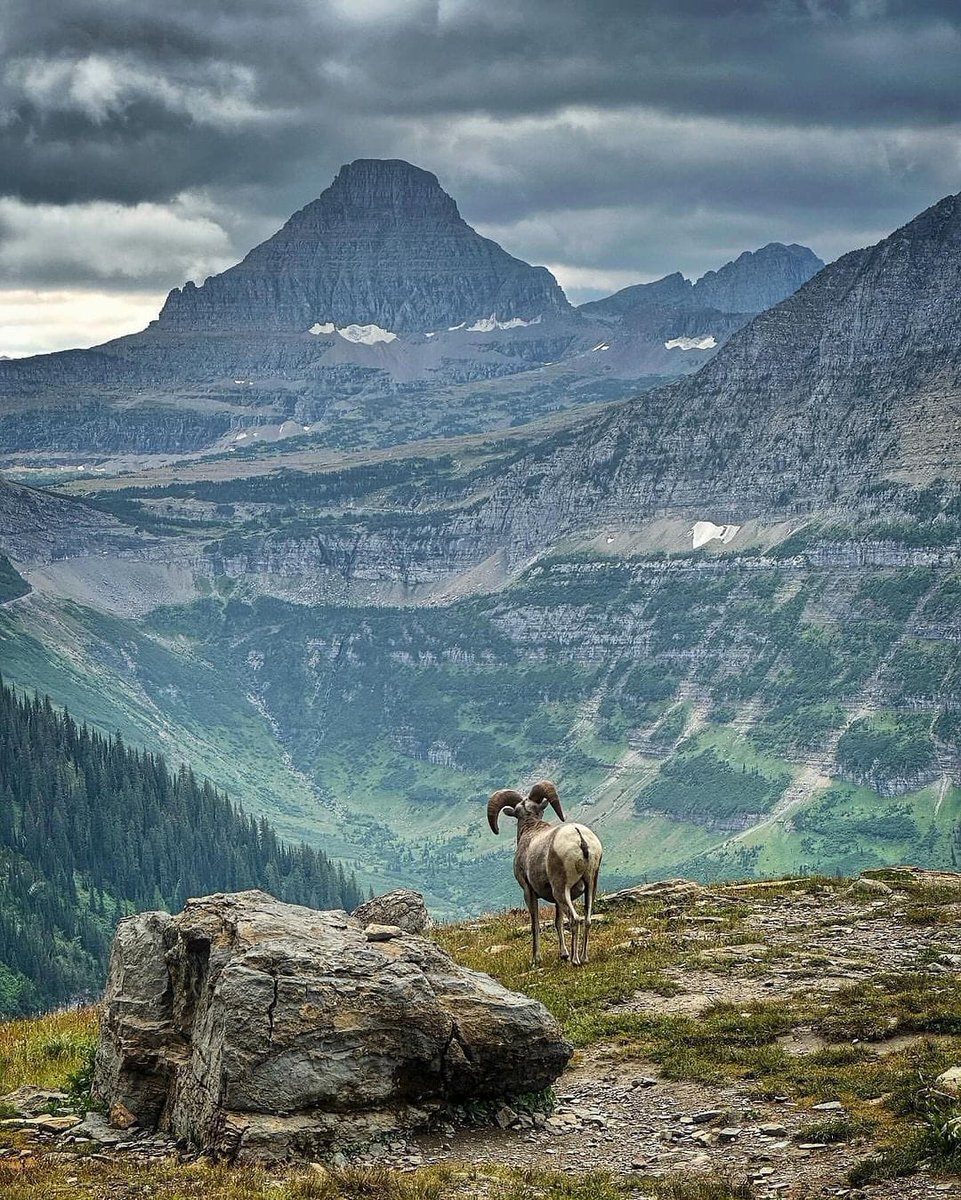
[[2, 0, 960, 348]]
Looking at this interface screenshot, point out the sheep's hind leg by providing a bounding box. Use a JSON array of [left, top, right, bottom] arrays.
[[560, 887, 583, 966], [581, 869, 599, 964], [524, 886, 541, 966], [554, 901, 569, 962]]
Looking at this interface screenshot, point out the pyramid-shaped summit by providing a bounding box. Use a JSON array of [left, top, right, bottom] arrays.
[[157, 159, 571, 335]]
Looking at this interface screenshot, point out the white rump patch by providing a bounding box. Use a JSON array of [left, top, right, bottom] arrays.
[[691, 521, 741, 550], [665, 335, 717, 351]]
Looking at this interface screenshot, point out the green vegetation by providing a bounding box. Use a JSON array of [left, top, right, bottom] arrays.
[[636, 748, 789, 825], [0, 679, 361, 1015], [0, 1008, 97, 1095], [836, 713, 935, 789]]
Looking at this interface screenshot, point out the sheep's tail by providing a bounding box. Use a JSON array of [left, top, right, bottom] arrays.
[[578, 830, 589, 860]]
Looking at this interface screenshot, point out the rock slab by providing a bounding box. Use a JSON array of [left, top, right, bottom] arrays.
[[92, 890, 570, 1162], [351, 889, 432, 934]]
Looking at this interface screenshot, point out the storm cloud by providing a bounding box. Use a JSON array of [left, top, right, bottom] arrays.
[[2, 0, 960, 353]]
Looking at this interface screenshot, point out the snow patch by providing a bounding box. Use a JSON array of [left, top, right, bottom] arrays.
[[309, 321, 398, 344], [591, 342, 610, 352], [448, 314, 542, 332], [691, 521, 740, 550], [337, 323, 397, 344], [665, 335, 717, 351]]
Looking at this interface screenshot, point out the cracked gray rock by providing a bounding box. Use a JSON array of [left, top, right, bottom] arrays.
[[91, 890, 570, 1163], [351, 889, 432, 934]]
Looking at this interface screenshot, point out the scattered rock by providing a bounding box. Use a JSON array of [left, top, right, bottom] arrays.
[[847, 876, 893, 898], [72, 1113, 139, 1145], [602, 879, 707, 907], [0, 1086, 69, 1117], [92, 890, 571, 1162], [109, 1102, 137, 1130], [935, 1067, 961, 1097], [351, 890, 432, 934], [811, 1101, 845, 1112], [29, 1114, 82, 1133]]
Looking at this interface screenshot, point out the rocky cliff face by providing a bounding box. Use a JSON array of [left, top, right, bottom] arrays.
[[483, 192, 961, 538], [575, 242, 824, 379], [692, 242, 824, 313], [157, 160, 571, 335]]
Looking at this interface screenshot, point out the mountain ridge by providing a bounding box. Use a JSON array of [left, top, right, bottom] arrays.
[[0, 160, 824, 463], [156, 158, 571, 334]]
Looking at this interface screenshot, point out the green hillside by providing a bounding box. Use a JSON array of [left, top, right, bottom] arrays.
[[0, 679, 362, 1016], [2, 521, 959, 915]]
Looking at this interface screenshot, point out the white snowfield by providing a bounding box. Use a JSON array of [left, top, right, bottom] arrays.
[[665, 335, 717, 351], [308, 322, 398, 344], [691, 521, 741, 549], [447, 314, 541, 332]]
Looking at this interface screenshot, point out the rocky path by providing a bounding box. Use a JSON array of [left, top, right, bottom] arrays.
[[393, 882, 961, 1198]]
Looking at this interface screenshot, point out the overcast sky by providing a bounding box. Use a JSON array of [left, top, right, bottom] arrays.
[[2, 0, 960, 356]]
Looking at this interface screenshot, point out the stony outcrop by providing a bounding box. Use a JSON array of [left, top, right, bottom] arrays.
[[91, 891, 571, 1162], [351, 889, 432, 934]]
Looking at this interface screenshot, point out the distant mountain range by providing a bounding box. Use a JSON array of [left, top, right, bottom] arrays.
[[0, 159, 822, 462], [1, 182, 960, 912]]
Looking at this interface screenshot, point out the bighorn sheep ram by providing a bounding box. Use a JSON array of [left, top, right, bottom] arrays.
[[488, 780, 603, 966]]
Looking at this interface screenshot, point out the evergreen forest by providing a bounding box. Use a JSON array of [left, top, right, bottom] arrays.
[[0, 678, 362, 1016]]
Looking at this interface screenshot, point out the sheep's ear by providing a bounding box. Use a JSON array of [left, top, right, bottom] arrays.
[[502, 805, 516, 818]]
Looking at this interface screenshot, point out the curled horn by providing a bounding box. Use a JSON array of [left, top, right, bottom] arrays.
[[528, 779, 565, 822], [488, 789, 523, 835]]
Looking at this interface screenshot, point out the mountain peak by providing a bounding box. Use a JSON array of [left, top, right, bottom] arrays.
[[692, 242, 824, 313], [156, 159, 569, 335]]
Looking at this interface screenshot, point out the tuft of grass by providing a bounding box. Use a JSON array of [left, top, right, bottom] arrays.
[[793, 1116, 864, 1144], [0, 1008, 99, 1095]]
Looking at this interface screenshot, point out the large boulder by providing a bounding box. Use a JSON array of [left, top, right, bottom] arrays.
[[92, 890, 570, 1162], [351, 889, 432, 934]]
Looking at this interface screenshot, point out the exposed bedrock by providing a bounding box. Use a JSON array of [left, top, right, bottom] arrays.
[[92, 890, 571, 1162]]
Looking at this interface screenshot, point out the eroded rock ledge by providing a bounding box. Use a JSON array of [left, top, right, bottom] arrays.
[[91, 890, 570, 1162]]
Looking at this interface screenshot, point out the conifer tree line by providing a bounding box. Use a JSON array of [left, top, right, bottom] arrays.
[[0, 677, 362, 1016]]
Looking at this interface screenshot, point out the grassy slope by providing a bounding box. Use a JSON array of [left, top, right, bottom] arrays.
[[4, 554, 961, 915]]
